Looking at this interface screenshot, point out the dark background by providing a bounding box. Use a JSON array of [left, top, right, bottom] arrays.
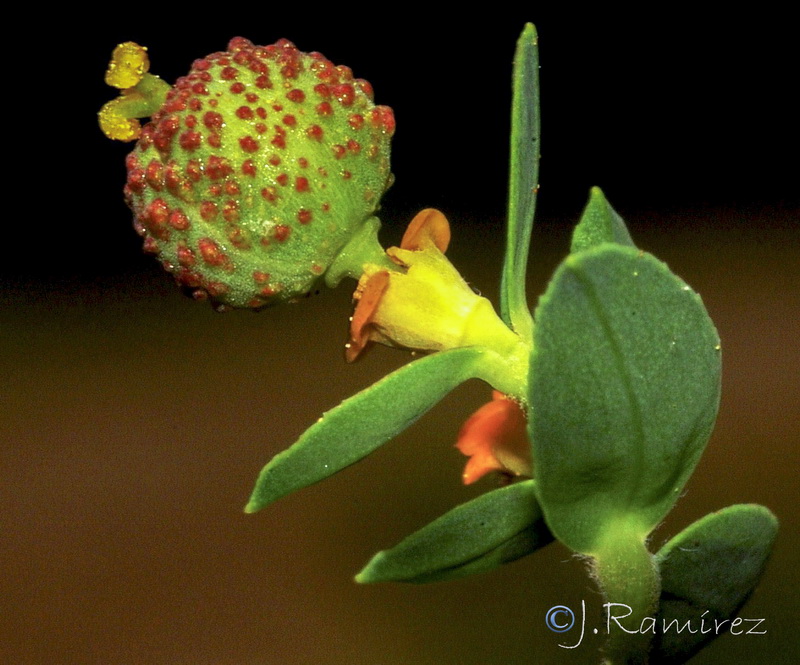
[[3, 10, 797, 664]]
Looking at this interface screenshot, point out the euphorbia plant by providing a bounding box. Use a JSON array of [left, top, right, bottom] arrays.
[[100, 25, 777, 664]]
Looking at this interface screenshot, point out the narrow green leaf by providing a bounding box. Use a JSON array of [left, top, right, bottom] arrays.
[[246, 347, 496, 512], [356, 480, 553, 584], [500, 23, 539, 339], [529, 245, 721, 553], [398, 523, 551, 584], [651, 504, 778, 664], [571, 186, 635, 253]]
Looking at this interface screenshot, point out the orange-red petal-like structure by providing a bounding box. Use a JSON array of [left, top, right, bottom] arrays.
[[456, 391, 532, 485], [400, 208, 451, 252], [347, 270, 390, 362]]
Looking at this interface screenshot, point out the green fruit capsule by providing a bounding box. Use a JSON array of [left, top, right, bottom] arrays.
[[103, 37, 395, 309]]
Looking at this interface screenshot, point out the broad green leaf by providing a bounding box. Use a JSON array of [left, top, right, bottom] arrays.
[[356, 480, 553, 584], [246, 347, 498, 512], [571, 187, 635, 253], [500, 23, 539, 339], [529, 245, 721, 553], [651, 504, 778, 664]]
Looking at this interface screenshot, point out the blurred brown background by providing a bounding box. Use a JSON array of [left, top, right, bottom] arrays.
[[3, 11, 797, 664]]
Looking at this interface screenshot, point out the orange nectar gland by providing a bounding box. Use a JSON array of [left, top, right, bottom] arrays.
[[101, 37, 395, 309], [456, 391, 532, 485]]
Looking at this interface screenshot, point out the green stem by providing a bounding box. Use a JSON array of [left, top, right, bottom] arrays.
[[591, 523, 660, 665], [472, 344, 529, 402], [100, 74, 172, 142], [134, 74, 171, 113], [325, 216, 396, 287], [113, 74, 171, 119]]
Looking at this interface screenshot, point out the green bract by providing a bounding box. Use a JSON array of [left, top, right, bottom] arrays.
[[246, 347, 509, 512], [530, 241, 722, 553], [653, 505, 778, 663], [357, 481, 552, 584]]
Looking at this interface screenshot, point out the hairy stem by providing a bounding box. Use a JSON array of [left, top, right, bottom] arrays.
[[592, 522, 660, 664]]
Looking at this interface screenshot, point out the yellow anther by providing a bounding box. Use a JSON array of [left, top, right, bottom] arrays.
[[105, 42, 149, 89], [98, 97, 142, 142]]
